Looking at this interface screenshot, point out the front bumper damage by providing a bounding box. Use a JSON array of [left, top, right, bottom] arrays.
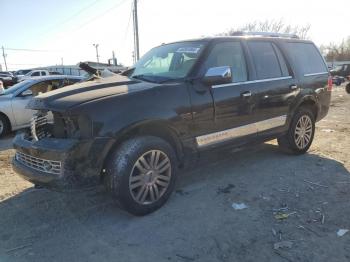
[[12, 132, 113, 190]]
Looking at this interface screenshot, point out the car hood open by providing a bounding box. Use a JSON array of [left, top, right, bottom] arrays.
[[27, 74, 155, 112]]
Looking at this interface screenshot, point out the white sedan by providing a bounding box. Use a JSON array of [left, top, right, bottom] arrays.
[[0, 75, 84, 137]]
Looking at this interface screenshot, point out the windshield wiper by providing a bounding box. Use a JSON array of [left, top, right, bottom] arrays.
[[131, 74, 156, 82], [132, 74, 179, 83]]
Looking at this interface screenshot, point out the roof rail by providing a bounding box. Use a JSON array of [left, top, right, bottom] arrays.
[[231, 31, 299, 39]]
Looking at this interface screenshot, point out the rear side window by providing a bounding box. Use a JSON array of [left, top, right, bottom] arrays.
[[204, 41, 247, 83], [286, 43, 327, 75], [247, 41, 284, 79]]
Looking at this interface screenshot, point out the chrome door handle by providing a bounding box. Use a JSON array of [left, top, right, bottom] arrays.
[[241, 91, 252, 98], [290, 84, 298, 90]]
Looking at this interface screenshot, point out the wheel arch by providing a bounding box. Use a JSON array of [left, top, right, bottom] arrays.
[[103, 120, 185, 170], [293, 96, 319, 120]]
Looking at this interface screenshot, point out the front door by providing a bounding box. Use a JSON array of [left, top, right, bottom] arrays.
[[190, 40, 258, 148]]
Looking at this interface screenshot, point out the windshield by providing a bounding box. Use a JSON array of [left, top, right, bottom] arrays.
[[1, 80, 30, 95], [131, 41, 206, 82]]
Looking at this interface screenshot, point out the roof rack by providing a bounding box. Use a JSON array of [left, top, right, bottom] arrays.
[[231, 31, 299, 39]]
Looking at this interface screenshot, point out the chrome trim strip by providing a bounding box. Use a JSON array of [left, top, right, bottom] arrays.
[[196, 123, 257, 147], [196, 115, 287, 148], [303, 72, 329, 77], [212, 76, 292, 89], [256, 115, 287, 132]]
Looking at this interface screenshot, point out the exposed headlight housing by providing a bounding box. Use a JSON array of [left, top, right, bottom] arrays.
[[53, 113, 92, 139]]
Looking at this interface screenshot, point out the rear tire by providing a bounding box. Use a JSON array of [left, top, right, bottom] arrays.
[[278, 107, 315, 154], [346, 83, 350, 94], [0, 114, 10, 138], [104, 136, 178, 216]]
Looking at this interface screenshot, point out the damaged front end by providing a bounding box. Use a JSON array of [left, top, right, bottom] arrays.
[[12, 108, 113, 190]]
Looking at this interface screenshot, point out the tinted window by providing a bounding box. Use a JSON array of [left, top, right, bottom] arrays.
[[32, 72, 40, 76], [286, 43, 327, 75], [204, 42, 247, 82], [248, 41, 283, 79]]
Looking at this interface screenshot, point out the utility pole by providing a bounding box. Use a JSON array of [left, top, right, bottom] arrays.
[[2, 46, 8, 71], [112, 51, 117, 65], [93, 43, 100, 64], [133, 0, 140, 62], [61, 57, 64, 66]]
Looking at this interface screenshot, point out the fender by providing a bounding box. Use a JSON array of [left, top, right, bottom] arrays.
[[290, 94, 320, 119]]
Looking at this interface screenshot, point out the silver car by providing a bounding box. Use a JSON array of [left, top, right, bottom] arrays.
[[0, 75, 84, 137]]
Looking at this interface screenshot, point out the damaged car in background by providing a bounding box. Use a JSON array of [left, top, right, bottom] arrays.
[[12, 34, 332, 215], [0, 75, 84, 137]]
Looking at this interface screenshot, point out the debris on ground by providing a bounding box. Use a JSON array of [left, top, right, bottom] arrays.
[[232, 203, 248, 210], [303, 180, 329, 188], [297, 225, 322, 237], [273, 240, 293, 250], [337, 229, 349, 237], [175, 189, 189, 196], [321, 129, 335, 133], [217, 183, 235, 194], [274, 212, 297, 220], [272, 228, 277, 236]]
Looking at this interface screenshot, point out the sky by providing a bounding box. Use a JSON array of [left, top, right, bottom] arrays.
[[1, 0, 349, 70]]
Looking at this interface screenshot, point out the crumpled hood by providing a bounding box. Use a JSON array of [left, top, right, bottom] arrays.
[[27, 74, 154, 112]]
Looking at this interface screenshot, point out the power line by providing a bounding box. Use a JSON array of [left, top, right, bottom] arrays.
[[7, 63, 48, 66], [4, 47, 63, 53], [38, 0, 101, 38], [68, 0, 128, 33], [121, 1, 133, 47]]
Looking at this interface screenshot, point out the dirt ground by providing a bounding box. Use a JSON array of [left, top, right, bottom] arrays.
[[0, 86, 349, 262]]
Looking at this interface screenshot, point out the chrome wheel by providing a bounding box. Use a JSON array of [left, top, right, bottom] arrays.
[[129, 150, 172, 205], [294, 115, 313, 149]]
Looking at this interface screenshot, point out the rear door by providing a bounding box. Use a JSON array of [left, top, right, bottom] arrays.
[[245, 40, 298, 137]]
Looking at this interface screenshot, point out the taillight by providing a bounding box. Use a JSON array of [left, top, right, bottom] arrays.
[[327, 76, 333, 91]]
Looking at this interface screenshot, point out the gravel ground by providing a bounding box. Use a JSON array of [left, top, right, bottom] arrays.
[[0, 85, 349, 262]]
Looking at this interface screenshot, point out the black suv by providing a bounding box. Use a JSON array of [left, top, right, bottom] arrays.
[[331, 63, 350, 78], [12, 34, 332, 215]]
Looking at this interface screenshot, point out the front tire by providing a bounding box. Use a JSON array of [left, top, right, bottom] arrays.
[[278, 107, 315, 154], [0, 115, 10, 138], [104, 136, 178, 216]]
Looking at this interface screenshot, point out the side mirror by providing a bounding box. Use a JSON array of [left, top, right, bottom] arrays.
[[21, 89, 33, 97], [202, 66, 232, 86]]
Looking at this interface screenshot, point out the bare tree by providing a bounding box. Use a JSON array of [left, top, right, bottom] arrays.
[[221, 19, 311, 39], [320, 37, 350, 61]]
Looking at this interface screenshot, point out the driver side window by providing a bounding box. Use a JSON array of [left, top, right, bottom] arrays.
[[204, 42, 248, 83]]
